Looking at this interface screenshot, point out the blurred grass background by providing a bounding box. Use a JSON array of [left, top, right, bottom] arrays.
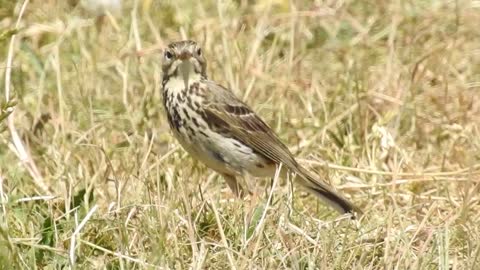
[[1, 0, 480, 268]]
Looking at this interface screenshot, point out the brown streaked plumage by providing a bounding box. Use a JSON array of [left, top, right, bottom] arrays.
[[161, 40, 362, 216]]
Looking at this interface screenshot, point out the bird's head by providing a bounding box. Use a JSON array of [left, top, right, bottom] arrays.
[[162, 40, 207, 89]]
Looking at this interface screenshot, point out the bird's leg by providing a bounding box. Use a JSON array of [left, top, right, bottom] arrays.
[[240, 174, 261, 225], [223, 174, 248, 198]]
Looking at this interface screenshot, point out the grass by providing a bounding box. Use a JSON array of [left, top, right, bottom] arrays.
[[1, 0, 480, 268]]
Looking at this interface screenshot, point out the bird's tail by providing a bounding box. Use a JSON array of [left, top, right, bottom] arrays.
[[294, 166, 362, 217]]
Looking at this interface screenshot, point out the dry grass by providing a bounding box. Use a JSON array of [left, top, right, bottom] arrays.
[[1, 0, 480, 268]]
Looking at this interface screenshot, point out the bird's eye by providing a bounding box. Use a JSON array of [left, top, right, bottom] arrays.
[[164, 51, 173, 60], [196, 47, 202, 56]]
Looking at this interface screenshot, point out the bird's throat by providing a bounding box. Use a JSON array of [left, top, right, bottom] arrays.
[[179, 60, 192, 90], [164, 64, 202, 96]]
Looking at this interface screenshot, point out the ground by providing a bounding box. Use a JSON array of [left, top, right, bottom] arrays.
[[1, 0, 480, 269]]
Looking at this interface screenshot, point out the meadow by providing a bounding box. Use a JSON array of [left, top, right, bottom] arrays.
[[1, 0, 480, 268]]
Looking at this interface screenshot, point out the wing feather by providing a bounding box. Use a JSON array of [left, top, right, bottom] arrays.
[[203, 82, 298, 169], [202, 81, 360, 215]]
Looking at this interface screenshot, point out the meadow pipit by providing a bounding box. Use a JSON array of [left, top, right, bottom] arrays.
[[162, 40, 361, 215]]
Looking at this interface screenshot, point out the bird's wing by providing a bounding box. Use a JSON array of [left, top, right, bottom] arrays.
[[203, 81, 298, 169], [203, 81, 361, 215]]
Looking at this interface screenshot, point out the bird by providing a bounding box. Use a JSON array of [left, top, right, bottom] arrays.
[[161, 40, 361, 216], [74, 0, 122, 16], [69, 0, 122, 31]]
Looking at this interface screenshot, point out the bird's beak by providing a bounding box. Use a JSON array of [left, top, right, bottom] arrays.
[[178, 50, 193, 90], [178, 50, 192, 61]]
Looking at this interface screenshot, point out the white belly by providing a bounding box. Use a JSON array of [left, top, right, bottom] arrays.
[[173, 127, 275, 178]]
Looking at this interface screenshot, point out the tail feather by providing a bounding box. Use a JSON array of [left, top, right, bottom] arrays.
[[295, 166, 362, 216]]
